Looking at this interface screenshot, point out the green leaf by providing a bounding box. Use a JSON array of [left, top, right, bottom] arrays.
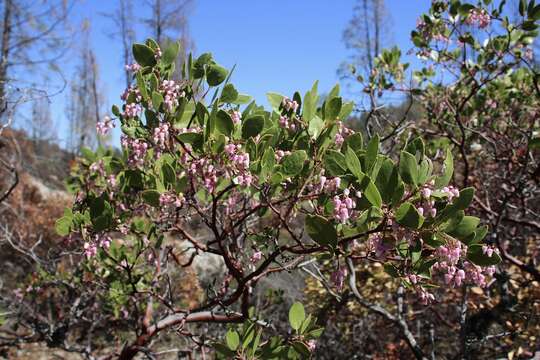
[[132, 43, 157, 67], [417, 158, 433, 185], [162, 41, 180, 65], [305, 214, 338, 248], [344, 132, 363, 152], [81, 147, 96, 162], [226, 329, 240, 351], [339, 101, 354, 120], [376, 158, 402, 206], [220, 83, 239, 103], [281, 150, 307, 176], [308, 115, 324, 139], [399, 151, 418, 186], [55, 216, 72, 236], [396, 202, 425, 229], [289, 302, 306, 331], [299, 314, 312, 334], [241, 115, 264, 139], [471, 225, 489, 244], [215, 110, 234, 136], [365, 134, 379, 172], [136, 72, 148, 100], [260, 148, 276, 181], [112, 105, 120, 117], [206, 64, 228, 86], [303, 81, 318, 122], [242, 324, 256, 350], [522, 20, 538, 31], [161, 162, 176, 188], [267, 92, 284, 111], [328, 83, 340, 99], [405, 137, 425, 160], [232, 94, 252, 105], [89, 196, 113, 232], [142, 190, 160, 207], [345, 147, 363, 179], [193, 53, 213, 79], [467, 244, 501, 266], [324, 150, 347, 176], [362, 178, 383, 208], [448, 216, 480, 240], [453, 187, 475, 210], [435, 148, 453, 188], [325, 97, 342, 121], [152, 91, 164, 111], [519, 0, 526, 16]]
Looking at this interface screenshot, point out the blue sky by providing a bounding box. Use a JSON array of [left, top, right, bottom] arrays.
[[46, 0, 428, 146]]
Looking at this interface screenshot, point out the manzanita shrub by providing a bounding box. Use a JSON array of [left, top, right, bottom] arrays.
[[51, 36, 500, 358]]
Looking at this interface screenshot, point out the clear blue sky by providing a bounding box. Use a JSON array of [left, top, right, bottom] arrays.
[[49, 0, 428, 147]]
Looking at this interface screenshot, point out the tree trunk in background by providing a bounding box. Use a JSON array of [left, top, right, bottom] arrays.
[[0, 0, 12, 111], [362, 0, 373, 73]]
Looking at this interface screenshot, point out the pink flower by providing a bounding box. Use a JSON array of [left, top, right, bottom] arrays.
[[333, 191, 356, 223], [121, 135, 148, 167], [441, 185, 460, 202], [275, 150, 291, 162], [281, 97, 299, 112], [125, 63, 141, 72], [153, 123, 170, 149], [123, 103, 142, 118], [421, 187, 432, 199], [83, 242, 97, 258], [250, 251, 262, 263], [231, 111, 242, 125], [334, 121, 354, 146], [160, 79, 184, 112], [418, 288, 435, 305], [465, 9, 490, 29], [96, 116, 115, 136]]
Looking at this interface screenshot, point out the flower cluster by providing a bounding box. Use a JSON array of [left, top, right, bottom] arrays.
[[160, 79, 184, 112], [121, 85, 142, 103], [465, 9, 490, 28], [281, 97, 299, 112], [124, 103, 142, 119], [432, 238, 496, 288], [96, 115, 115, 136], [418, 288, 436, 305], [224, 143, 253, 187], [275, 149, 291, 162], [249, 250, 262, 264], [332, 189, 359, 223], [121, 135, 148, 167], [335, 121, 354, 146], [279, 115, 296, 131], [419, 183, 437, 217], [317, 175, 342, 194], [441, 185, 460, 202], [125, 63, 141, 72], [89, 160, 105, 177], [153, 122, 170, 149], [83, 233, 112, 258], [159, 192, 184, 212], [185, 157, 219, 193]]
